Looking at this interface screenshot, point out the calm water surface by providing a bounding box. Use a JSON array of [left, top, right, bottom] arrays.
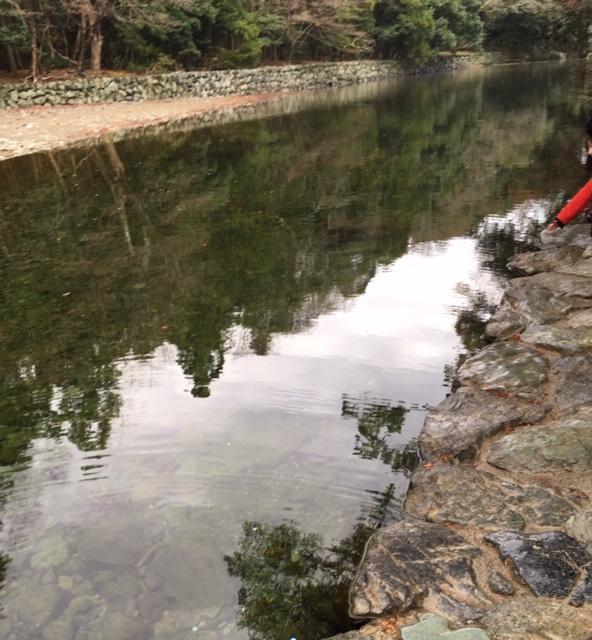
[[0, 64, 587, 639]]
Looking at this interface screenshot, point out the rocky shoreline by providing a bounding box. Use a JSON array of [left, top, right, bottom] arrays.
[[330, 223, 592, 639]]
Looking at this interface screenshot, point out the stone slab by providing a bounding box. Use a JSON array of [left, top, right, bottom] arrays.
[[349, 518, 490, 624], [486, 531, 589, 598], [420, 388, 549, 461], [487, 407, 592, 474], [404, 464, 576, 531], [457, 342, 549, 400], [400, 614, 490, 640]]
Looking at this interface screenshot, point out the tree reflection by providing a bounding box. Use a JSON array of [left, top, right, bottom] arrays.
[[341, 395, 419, 475], [0, 66, 584, 482], [225, 484, 399, 640]]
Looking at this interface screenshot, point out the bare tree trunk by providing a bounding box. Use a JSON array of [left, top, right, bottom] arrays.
[[90, 21, 103, 71], [77, 11, 88, 72], [6, 46, 18, 73], [28, 15, 39, 81]]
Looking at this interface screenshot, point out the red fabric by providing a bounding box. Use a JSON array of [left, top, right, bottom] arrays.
[[557, 179, 592, 226]]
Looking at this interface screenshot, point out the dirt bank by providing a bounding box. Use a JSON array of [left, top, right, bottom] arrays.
[[0, 92, 291, 161]]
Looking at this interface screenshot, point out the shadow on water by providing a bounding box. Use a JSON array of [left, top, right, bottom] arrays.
[[0, 63, 588, 638]]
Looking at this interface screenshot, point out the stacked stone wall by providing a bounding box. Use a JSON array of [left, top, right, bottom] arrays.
[[0, 59, 457, 109]]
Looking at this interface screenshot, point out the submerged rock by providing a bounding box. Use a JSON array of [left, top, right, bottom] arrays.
[[420, 387, 549, 461], [457, 342, 549, 400], [486, 531, 589, 598], [487, 407, 592, 474], [400, 614, 490, 640], [482, 597, 592, 639], [349, 518, 490, 624], [404, 464, 576, 531]]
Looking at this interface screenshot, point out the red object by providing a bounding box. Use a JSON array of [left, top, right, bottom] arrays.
[[556, 179, 592, 226]]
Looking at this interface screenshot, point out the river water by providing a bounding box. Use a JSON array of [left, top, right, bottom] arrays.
[[0, 63, 587, 640]]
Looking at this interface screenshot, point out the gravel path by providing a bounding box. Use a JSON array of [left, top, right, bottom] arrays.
[[0, 93, 287, 161]]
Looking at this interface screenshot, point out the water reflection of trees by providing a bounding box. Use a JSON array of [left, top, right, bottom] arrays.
[[0, 64, 585, 463], [341, 395, 419, 475], [225, 484, 399, 640]]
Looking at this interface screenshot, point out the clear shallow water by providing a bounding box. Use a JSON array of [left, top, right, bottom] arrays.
[[0, 64, 587, 639]]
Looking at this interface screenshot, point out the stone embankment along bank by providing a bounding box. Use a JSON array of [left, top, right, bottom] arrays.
[[0, 59, 457, 110], [329, 224, 592, 640]]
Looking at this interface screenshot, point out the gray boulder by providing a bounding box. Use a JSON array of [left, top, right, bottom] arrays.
[[420, 387, 549, 461], [349, 518, 490, 624], [554, 354, 592, 413], [508, 245, 584, 276], [521, 324, 592, 353], [457, 342, 549, 400], [487, 407, 592, 474], [404, 464, 576, 531]]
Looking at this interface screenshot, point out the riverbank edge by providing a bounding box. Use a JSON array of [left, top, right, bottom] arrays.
[[330, 224, 592, 639], [0, 58, 469, 162]]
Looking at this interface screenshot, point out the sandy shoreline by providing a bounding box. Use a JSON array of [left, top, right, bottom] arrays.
[[0, 92, 292, 161]]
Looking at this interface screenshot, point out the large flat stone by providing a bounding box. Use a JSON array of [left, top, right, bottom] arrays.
[[482, 597, 592, 640], [404, 464, 576, 531], [485, 531, 589, 598], [508, 245, 584, 276], [349, 518, 490, 624], [457, 342, 549, 400], [420, 388, 549, 461], [400, 614, 490, 640], [487, 407, 592, 474], [521, 324, 592, 353], [554, 354, 592, 413]]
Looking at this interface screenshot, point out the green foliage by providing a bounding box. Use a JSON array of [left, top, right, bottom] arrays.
[[0, 0, 488, 73], [374, 0, 484, 62]]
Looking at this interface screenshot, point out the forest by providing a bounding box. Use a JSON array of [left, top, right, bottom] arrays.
[[1, 0, 592, 80]]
